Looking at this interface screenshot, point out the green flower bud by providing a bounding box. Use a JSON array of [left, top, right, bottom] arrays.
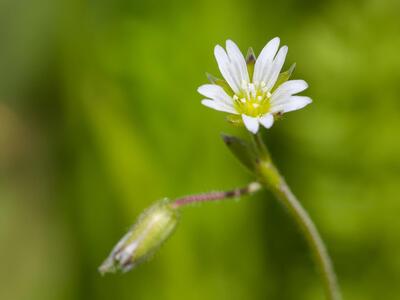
[[99, 199, 179, 274]]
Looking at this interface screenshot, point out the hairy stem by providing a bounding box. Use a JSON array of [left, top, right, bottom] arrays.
[[253, 133, 341, 300], [172, 182, 262, 208]]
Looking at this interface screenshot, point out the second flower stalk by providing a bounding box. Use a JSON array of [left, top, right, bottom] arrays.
[[99, 181, 263, 274]]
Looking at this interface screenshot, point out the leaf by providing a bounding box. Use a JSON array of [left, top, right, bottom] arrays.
[[221, 134, 258, 174]]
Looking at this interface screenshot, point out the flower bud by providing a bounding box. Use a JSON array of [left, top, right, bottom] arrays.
[[99, 199, 179, 274]]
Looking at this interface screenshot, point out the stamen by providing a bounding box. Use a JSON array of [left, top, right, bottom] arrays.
[[249, 83, 257, 98]]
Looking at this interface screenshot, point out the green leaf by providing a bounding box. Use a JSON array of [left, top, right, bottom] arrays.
[[221, 134, 258, 174]]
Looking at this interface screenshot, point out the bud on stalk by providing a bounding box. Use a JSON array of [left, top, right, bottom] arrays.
[[99, 199, 179, 274]]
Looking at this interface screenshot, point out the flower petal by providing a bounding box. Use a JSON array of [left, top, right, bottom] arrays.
[[259, 114, 274, 129], [242, 114, 260, 134], [265, 46, 288, 91], [197, 84, 232, 105], [201, 99, 238, 114], [226, 40, 249, 84], [271, 80, 309, 104], [270, 96, 312, 113], [253, 37, 280, 84], [214, 45, 240, 93]]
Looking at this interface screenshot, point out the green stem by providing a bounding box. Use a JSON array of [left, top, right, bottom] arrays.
[[252, 133, 341, 300]]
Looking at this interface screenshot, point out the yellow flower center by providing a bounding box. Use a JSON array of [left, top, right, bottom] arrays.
[[233, 81, 271, 117]]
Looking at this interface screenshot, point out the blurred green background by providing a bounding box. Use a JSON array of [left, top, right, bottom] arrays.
[[1, 0, 400, 299]]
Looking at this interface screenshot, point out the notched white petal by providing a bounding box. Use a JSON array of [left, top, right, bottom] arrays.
[[271, 80, 309, 105], [253, 37, 280, 83], [266, 46, 288, 91], [201, 99, 238, 114], [226, 40, 249, 83], [272, 80, 308, 97], [197, 84, 216, 97], [214, 45, 240, 93], [197, 84, 232, 105], [242, 114, 260, 134], [214, 45, 229, 66], [271, 96, 312, 113], [259, 114, 274, 129]]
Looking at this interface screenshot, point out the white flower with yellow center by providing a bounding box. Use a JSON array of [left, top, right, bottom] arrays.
[[198, 38, 312, 133]]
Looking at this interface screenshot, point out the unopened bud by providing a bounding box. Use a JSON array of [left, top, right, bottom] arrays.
[[99, 199, 179, 274]]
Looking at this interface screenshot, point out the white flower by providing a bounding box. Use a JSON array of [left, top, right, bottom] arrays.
[[198, 38, 312, 134]]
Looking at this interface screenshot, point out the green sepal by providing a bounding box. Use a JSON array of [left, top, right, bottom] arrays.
[[271, 63, 296, 92], [226, 114, 243, 127], [246, 47, 256, 80], [221, 134, 258, 174], [246, 47, 256, 64], [206, 72, 233, 95]]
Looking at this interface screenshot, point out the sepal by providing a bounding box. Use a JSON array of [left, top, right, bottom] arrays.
[[271, 63, 296, 92], [206, 72, 233, 95], [246, 47, 256, 64], [246, 47, 256, 79], [226, 114, 243, 126]]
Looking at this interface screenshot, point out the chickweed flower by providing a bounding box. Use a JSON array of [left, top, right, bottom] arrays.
[[198, 38, 312, 133]]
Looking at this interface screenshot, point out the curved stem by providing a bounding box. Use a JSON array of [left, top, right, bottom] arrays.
[[172, 182, 262, 208], [252, 133, 341, 300]]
